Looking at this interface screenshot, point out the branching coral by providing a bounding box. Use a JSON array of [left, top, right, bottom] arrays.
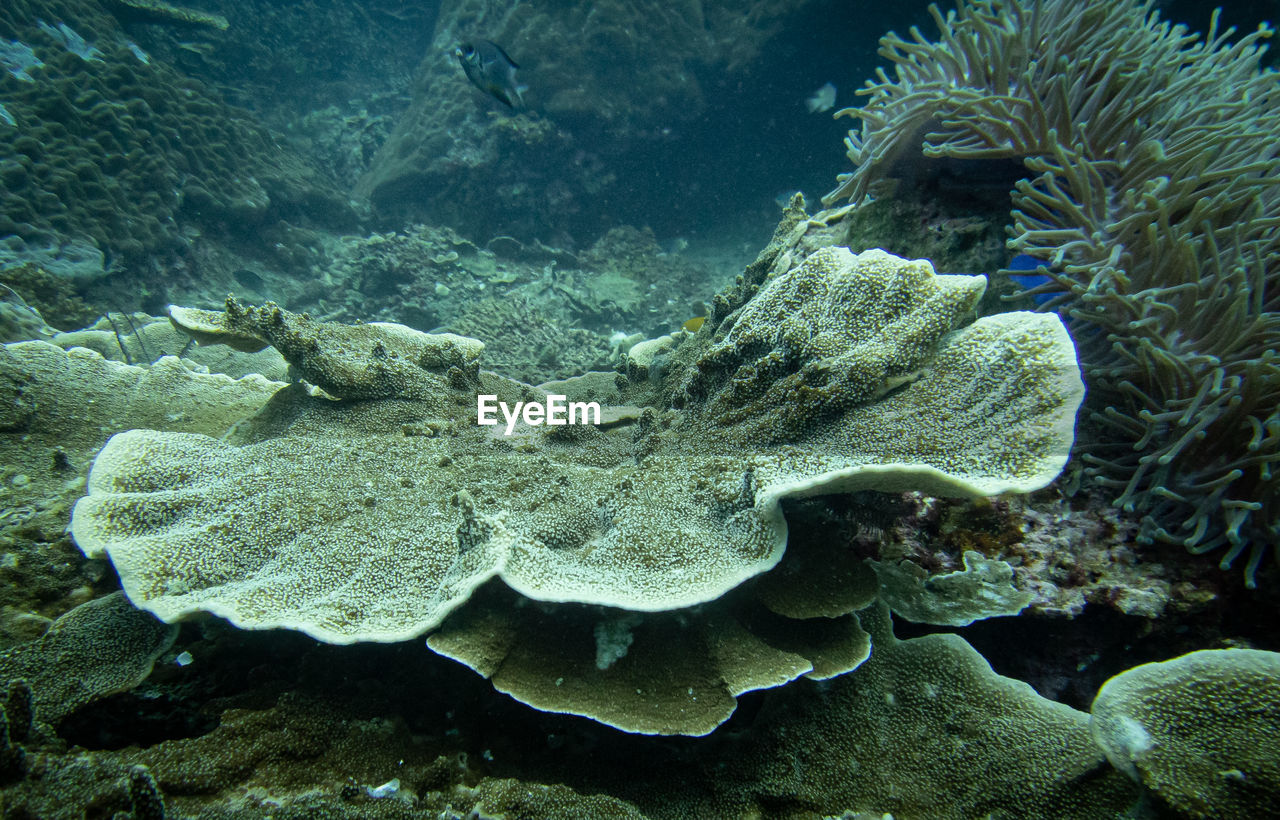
[[825, 0, 1280, 586]]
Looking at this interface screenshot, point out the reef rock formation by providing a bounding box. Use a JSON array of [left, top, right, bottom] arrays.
[[355, 0, 822, 240]]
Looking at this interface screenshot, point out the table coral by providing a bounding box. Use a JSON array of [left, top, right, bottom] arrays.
[[70, 246, 1082, 731], [685, 247, 1083, 500], [687, 247, 987, 440], [0, 340, 283, 522], [427, 580, 870, 735]]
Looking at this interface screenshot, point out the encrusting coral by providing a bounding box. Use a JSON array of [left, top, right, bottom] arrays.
[[1091, 647, 1280, 819], [823, 0, 1280, 586], [716, 602, 1140, 818], [0, 592, 176, 725], [70, 244, 1082, 733]]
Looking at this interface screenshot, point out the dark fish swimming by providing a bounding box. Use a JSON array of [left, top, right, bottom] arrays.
[[455, 40, 526, 109]]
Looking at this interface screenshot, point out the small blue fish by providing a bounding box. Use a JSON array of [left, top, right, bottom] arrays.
[[455, 40, 526, 109]]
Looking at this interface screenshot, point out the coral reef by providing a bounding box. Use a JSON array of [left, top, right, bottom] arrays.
[[823, 0, 1280, 586], [0, 288, 56, 344], [0, 0, 351, 265], [448, 296, 613, 384], [2, 2, 1277, 814], [126, 764, 167, 820], [295, 224, 724, 385], [305, 224, 508, 329], [131, 0, 420, 149], [50, 310, 289, 379], [681, 247, 1081, 491], [0, 681, 31, 784], [0, 302, 1267, 813], [0, 339, 281, 507], [1, 591, 1272, 818]]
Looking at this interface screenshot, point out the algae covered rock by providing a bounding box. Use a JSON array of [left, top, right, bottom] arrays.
[[870, 549, 1033, 626], [169, 299, 484, 400]]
